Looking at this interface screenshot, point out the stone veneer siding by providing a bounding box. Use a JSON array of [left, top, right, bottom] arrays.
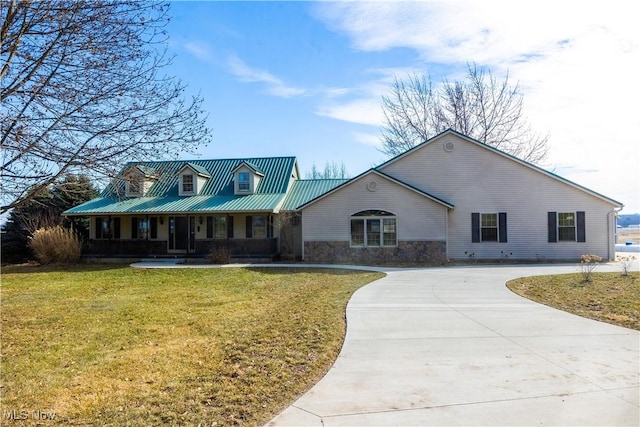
[[304, 240, 447, 265]]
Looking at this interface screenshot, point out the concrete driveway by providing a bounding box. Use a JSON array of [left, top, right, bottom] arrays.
[[266, 264, 639, 426]]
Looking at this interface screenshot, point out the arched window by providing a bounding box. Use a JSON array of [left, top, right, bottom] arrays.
[[350, 210, 397, 247]]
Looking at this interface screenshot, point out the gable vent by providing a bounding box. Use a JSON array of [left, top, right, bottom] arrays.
[[443, 141, 455, 152]]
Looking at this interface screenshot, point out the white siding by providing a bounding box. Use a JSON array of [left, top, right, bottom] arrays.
[[302, 172, 448, 245], [379, 134, 619, 260]]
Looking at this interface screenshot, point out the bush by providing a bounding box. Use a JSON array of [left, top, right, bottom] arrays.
[[209, 247, 231, 264], [29, 226, 82, 264], [579, 254, 602, 282], [616, 255, 637, 276]]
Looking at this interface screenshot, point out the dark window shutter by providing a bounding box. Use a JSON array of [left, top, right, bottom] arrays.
[[498, 212, 507, 243], [245, 215, 253, 238], [131, 217, 138, 239], [471, 213, 480, 243], [113, 218, 121, 239], [548, 212, 557, 242], [206, 216, 213, 239], [267, 215, 273, 239], [577, 211, 586, 242], [227, 216, 234, 238], [96, 217, 102, 239], [150, 217, 158, 239]]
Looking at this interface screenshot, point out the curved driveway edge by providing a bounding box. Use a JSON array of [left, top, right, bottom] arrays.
[[131, 261, 639, 426], [264, 264, 638, 426]]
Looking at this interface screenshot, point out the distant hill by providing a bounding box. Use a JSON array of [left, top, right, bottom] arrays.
[[618, 214, 640, 228]]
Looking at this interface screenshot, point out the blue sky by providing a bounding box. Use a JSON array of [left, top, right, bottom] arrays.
[[164, 1, 639, 213]]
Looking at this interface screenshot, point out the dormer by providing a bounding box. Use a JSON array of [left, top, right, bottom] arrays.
[[231, 161, 264, 195], [124, 165, 157, 197], [178, 163, 210, 196]]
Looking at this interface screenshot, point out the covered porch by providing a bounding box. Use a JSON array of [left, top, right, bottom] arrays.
[[82, 237, 279, 259]]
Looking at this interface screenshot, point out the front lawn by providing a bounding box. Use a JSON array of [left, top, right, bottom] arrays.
[[507, 271, 640, 330], [1, 264, 384, 425]]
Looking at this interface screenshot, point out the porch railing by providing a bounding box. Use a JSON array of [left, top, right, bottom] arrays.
[[82, 238, 278, 258]]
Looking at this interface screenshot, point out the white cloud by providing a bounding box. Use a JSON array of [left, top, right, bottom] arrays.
[[184, 41, 213, 62], [314, 67, 415, 127], [227, 55, 306, 98], [352, 131, 381, 147], [316, 98, 384, 127]]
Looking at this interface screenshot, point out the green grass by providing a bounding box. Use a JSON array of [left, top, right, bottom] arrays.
[[507, 271, 640, 330], [1, 264, 384, 425]]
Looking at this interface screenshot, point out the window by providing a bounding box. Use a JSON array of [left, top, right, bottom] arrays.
[[481, 213, 498, 241], [95, 217, 120, 239], [558, 213, 575, 241], [245, 215, 269, 238], [350, 210, 397, 247], [238, 172, 250, 192], [253, 215, 266, 238], [127, 179, 141, 196], [548, 211, 585, 242], [207, 216, 228, 239], [182, 174, 194, 193], [131, 218, 148, 239], [471, 212, 507, 243]]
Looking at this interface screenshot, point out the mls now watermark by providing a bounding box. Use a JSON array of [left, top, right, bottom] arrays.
[[4, 409, 56, 421]]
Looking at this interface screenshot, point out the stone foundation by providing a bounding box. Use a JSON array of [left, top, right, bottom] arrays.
[[304, 240, 447, 265]]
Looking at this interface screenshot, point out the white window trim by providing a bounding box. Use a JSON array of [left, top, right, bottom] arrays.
[[126, 179, 142, 197], [480, 212, 498, 242], [181, 173, 195, 195], [237, 172, 251, 193], [557, 211, 577, 242], [350, 213, 397, 248]]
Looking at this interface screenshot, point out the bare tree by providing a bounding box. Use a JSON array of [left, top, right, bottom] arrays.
[[381, 63, 549, 164], [305, 161, 350, 179], [0, 1, 212, 213]]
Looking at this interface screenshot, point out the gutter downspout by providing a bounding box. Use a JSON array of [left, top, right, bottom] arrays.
[[300, 211, 305, 261], [607, 207, 623, 260], [445, 208, 450, 261]]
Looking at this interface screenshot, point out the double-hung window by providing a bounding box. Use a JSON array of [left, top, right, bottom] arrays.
[[95, 217, 120, 239], [471, 212, 507, 243], [238, 172, 250, 192], [182, 174, 194, 193], [127, 179, 141, 196], [207, 216, 234, 239], [350, 210, 397, 247], [548, 211, 585, 242], [131, 217, 148, 239], [558, 213, 576, 241]]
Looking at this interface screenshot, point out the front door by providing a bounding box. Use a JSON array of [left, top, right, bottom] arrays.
[[169, 216, 188, 252]]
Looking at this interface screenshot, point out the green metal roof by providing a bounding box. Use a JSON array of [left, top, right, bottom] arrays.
[[182, 162, 211, 177], [65, 194, 286, 215], [102, 157, 296, 198], [65, 157, 297, 215], [279, 179, 348, 210]]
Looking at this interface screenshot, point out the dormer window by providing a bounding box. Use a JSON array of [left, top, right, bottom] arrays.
[[238, 172, 250, 192], [178, 163, 210, 196], [182, 174, 194, 193], [127, 179, 142, 196], [232, 161, 264, 195], [124, 165, 156, 197]]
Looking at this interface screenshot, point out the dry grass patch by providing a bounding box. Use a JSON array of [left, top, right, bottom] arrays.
[[507, 271, 640, 330], [1, 264, 384, 425], [618, 228, 640, 244]]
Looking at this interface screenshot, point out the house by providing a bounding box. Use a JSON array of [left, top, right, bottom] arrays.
[[64, 130, 623, 262], [64, 156, 346, 259]]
